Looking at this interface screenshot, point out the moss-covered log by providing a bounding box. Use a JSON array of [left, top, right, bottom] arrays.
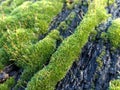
[[26, 0, 112, 90], [1, 0, 120, 90]]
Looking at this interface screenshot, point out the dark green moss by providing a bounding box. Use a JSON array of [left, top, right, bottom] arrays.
[[0, 62, 4, 70]]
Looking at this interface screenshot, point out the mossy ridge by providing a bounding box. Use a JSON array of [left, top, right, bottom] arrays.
[[26, 0, 112, 90], [107, 18, 120, 48], [13, 30, 60, 89], [110, 79, 120, 90]]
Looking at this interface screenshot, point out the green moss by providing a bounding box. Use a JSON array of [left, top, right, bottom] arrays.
[[0, 0, 29, 15], [107, 18, 120, 48], [26, 0, 111, 90], [0, 0, 63, 37], [0, 77, 15, 90], [110, 79, 120, 90], [14, 30, 60, 68]]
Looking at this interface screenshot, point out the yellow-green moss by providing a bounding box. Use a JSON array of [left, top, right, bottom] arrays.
[[110, 79, 120, 90], [107, 18, 120, 48]]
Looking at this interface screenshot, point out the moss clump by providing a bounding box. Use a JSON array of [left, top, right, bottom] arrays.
[[89, 30, 97, 41], [26, 0, 111, 90], [57, 12, 76, 31], [0, 77, 15, 90], [107, 18, 120, 48], [66, 0, 81, 9], [96, 49, 105, 70], [101, 32, 107, 42], [65, 12, 76, 25], [110, 79, 120, 90]]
